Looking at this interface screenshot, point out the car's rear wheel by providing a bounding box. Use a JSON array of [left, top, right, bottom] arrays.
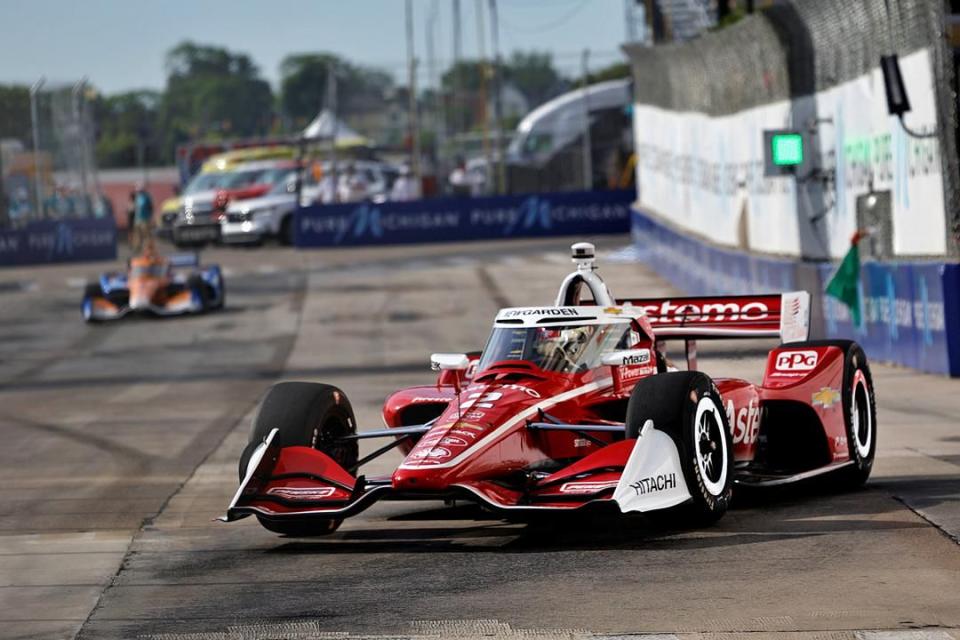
[[187, 274, 210, 312], [626, 371, 734, 524], [279, 215, 294, 245], [207, 267, 225, 310], [81, 283, 102, 323], [792, 340, 877, 487], [239, 382, 359, 536]]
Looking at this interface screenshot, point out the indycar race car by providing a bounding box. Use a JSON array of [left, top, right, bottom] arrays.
[[81, 243, 225, 321], [224, 242, 876, 535]]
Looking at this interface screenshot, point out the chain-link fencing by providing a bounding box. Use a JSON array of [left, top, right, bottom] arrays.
[[1, 79, 106, 229]]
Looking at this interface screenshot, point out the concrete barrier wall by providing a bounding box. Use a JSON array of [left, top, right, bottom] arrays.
[[631, 206, 960, 376]]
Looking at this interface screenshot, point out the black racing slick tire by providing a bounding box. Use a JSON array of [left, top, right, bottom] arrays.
[[279, 215, 294, 246], [187, 274, 210, 312], [626, 371, 734, 524], [239, 382, 359, 536], [82, 283, 103, 323]]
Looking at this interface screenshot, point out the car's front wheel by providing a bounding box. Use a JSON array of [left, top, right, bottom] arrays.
[[239, 382, 359, 536], [626, 371, 734, 524]]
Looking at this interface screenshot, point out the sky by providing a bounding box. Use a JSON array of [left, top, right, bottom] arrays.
[[0, 0, 635, 95]]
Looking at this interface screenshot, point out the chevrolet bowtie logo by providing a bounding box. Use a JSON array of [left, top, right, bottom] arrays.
[[811, 387, 841, 409]]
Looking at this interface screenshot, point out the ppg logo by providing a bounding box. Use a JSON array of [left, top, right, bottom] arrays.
[[775, 350, 819, 371]]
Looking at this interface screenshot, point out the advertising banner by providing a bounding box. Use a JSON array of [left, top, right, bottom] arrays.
[[0, 218, 117, 267], [295, 189, 634, 248], [633, 48, 946, 258], [820, 261, 953, 375]]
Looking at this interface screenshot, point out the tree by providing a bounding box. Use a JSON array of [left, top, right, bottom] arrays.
[[440, 52, 567, 132], [158, 41, 274, 157], [94, 91, 161, 168], [279, 53, 393, 127], [505, 51, 564, 107], [586, 61, 631, 84], [0, 85, 31, 144]]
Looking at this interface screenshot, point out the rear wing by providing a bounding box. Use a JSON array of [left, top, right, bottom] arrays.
[[168, 253, 200, 269], [618, 292, 810, 344]]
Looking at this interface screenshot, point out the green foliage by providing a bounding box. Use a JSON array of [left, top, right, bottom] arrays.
[[506, 51, 564, 106], [440, 51, 566, 131], [158, 41, 274, 158], [0, 85, 31, 144], [278, 53, 393, 127], [94, 91, 161, 168]]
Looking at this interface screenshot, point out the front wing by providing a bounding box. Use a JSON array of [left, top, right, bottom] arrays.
[[221, 423, 694, 524]]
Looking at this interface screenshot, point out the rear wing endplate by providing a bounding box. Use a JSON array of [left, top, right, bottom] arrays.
[[618, 291, 810, 344]]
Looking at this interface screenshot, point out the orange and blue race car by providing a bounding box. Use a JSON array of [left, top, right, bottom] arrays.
[[81, 245, 224, 322]]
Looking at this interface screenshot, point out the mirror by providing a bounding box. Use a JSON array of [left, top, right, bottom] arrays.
[[430, 353, 470, 371], [601, 349, 652, 368]]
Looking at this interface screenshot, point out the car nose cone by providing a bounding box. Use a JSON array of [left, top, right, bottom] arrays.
[[129, 294, 151, 310]]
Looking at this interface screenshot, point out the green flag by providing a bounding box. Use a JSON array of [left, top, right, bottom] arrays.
[[826, 241, 861, 326]]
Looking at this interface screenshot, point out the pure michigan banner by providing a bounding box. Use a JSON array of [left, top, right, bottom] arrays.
[[0, 218, 117, 267], [294, 189, 635, 247]]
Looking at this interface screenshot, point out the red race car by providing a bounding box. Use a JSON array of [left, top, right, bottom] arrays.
[[223, 242, 877, 536]]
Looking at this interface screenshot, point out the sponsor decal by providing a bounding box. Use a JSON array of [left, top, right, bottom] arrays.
[[450, 428, 480, 439], [639, 300, 769, 324], [630, 473, 677, 495], [411, 396, 450, 404], [460, 391, 501, 410], [459, 385, 540, 411], [501, 307, 582, 318], [573, 438, 592, 448], [725, 399, 761, 445], [410, 446, 452, 460], [499, 384, 541, 398], [463, 411, 486, 420], [266, 486, 337, 500], [604, 307, 624, 315], [559, 480, 619, 494], [812, 387, 841, 409], [614, 350, 651, 367], [834, 435, 848, 449], [440, 435, 469, 447], [616, 363, 656, 384], [775, 350, 819, 372], [456, 423, 486, 431]]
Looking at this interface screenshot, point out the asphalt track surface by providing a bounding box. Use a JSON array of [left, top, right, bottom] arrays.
[[0, 236, 958, 640]]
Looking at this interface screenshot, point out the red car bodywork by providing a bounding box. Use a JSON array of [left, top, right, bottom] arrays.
[[225, 252, 866, 527]]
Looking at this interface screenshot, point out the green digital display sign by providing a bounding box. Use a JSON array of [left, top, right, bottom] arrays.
[[771, 133, 804, 166]]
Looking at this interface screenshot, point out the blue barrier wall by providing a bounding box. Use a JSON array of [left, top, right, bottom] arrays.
[[295, 189, 634, 247], [630, 207, 797, 294], [631, 207, 960, 376], [820, 262, 957, 376], [0, 218, 117, 267]]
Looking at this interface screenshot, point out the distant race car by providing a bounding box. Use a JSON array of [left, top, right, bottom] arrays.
[[223, 242, 876, 536], [82, 245, 224, 321]]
